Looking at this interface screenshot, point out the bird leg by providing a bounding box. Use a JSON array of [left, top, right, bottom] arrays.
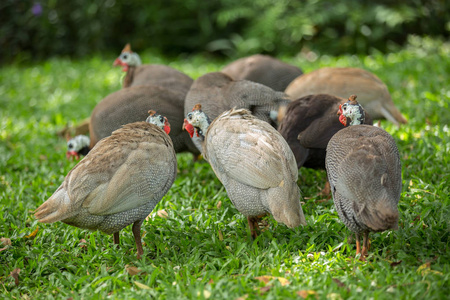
[[318, 181, 331, 197], [113, 232, 120, 245], [247, 217, 260, 240], [355, 232, 366, 261], [132, 220, 144, 259], [362, 232, 370, 258]]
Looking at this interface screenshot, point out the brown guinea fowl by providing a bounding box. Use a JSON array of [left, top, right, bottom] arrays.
[[325, 98, 402, 260], [66, 85, 199, 159], [113, 43, 193, 93], [184, 72, 290, 152], [278, 94, 373, 169], [284, 67, 407, 126], [36, 111, 177, 258], [221, 54, 303, 92], [184, 105, 306, 239]]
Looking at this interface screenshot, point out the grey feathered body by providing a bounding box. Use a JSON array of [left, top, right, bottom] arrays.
[[185, 72, 290, 152], [326, 125, 401, 233], [202, 108, 306, 228], [222, 54, 303, 92], [90, 85, 199, 155], [35, 122, 177, 234]]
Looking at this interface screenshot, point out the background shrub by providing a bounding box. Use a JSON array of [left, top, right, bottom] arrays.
[[1, 0, 448, 63]]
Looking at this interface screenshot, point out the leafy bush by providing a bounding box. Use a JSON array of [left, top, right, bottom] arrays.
[[1, 0, 448, 63]]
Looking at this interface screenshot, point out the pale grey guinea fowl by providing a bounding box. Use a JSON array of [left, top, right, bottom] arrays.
[[184, 72, 290, 152], [325, 98, 402, 260], [36, 111, 177, 258], [184, 104, 306, 238]]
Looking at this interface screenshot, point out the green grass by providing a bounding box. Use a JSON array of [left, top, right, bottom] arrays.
[[1, 36, 449, 299]]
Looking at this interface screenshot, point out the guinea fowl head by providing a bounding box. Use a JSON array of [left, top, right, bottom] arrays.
[[66, 135, 90, 160], [337, 95, 366, 126], [146, 110, 171, 134], [113, 43, 142, 72], [183, 104, 211, 138]]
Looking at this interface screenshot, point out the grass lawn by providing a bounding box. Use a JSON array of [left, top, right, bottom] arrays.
[[0, 36, 449, 299]]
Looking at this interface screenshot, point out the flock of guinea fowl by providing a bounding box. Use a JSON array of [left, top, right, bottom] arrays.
[[35, 44, 406, 261]]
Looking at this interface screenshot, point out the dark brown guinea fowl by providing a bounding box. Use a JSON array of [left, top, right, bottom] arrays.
[[278, 94, 373, 169], [66, 85, 199, 159], [326, 98, 402, 261], [221, 54, 303, 91], [36, 111, 177, 259], [113, 43, 193, 94]]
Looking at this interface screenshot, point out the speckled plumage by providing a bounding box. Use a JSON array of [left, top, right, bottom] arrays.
[[89, 85, 199, 155], [326, 124, 401, 259], [278, 94, 373, 169], [222, 54, 303, 92], [184, 72, 290, 152], [284, 67, 407, 126], [186, 107, 306, 236], [36, 121, 177, 258]]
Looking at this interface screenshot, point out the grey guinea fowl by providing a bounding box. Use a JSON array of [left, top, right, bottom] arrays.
[[221, 54, 303, 92], [113, 43, 193, 94], [66, 85, 199, 159], [36, 111, 177, 258], [278, 94, 373, 170], [184, 72, 290, 152], [325, 97, 402, 260], [284, 67, 407, 126], [184, 104, 306, 239]]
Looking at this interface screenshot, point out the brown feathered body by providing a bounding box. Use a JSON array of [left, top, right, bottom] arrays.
[[90, 85, 199, 155], [278, 94, 373, 169], [35, 122, 177, 236], [184, 72, 290, 152], [326, 125, 401, 234], [123, 64, 193, 94], [222, 54, 303, 91], [285, 67, 407, 126], [200, 108, 306, 228]]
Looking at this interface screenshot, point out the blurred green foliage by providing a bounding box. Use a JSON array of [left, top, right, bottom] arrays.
[[1, 0, 449, 63]]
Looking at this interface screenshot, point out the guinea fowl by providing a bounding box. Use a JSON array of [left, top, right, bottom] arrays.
[[284, 67, 407, 126], [184, 104, 306, 238], [325, 97, 402, 260], [66, 85, 199, 159], [221, 54, 303, 91], [278, 94, 373, 170], [113, 43, 193, 94], [36, 111, 177, 259], [184, 72, 290, 152]]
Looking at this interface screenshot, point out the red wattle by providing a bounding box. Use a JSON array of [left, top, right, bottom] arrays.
[[183, 119, 195, 138], [339, 114, 347, 126]]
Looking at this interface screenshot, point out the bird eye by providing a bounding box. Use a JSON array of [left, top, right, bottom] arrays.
[[187, 113, 192, 120], [159, 116, 164, 122], [68, 143, 73, 149], [122, 54, 128, 59]]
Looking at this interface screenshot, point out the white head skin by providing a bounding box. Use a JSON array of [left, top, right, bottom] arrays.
[[146, 110, 171, 135], [338, 96, 366, 126], [183, 104, 211, 139], [113, 45, 142, 71], [66, 135, 90, 160]]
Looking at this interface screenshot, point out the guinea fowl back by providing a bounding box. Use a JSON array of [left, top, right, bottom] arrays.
[[89, 85, 198, 155], [126, 64, 194, 94], [326, 125, 401, 233], [222, 54, 303, 91]]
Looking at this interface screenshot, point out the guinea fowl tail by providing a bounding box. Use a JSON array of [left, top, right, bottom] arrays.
[[380, 100, 407, 127], [360, 199, 399, 232], [35, 186, 73, 223]]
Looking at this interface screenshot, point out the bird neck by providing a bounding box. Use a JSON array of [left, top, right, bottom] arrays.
[[123, 66, 136, 88]]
